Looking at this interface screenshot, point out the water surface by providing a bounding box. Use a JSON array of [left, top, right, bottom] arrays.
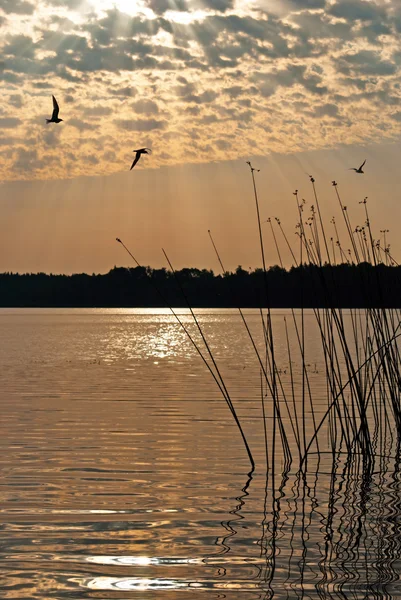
[[1, 308, 400, 599]]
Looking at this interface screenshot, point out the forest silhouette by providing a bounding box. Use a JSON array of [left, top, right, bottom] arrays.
[[1, 263, 400, 308]]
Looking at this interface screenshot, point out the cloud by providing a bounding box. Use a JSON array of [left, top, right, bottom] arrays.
[[329, 0, 385, 22], [199, 0, 234, 12], [253, 64, 328, 97], [290, 0, 326, 9], [42, 128, 61, 146], [8, 94, 23, 108], [0, 0, 35, 14], [0, 71, 22, 84], [12, 147, 46, 172], [83, 106, 113, 117], [0, 0, 400, 181], [314, 103, 339, 118], [68, 118, 97, 131], [3, 34, 36, 59], [0, 117, 21, 128], [115, 118, 167, 131], [32, 81, 52, 88], [110, 86, 137, 98], [145, 0, 188, 15], [82, 154, 99, 165], [176, 84, 218, 104], [215, 138, 231, 149], [290, 11, 352, 41], [338, 50, 397, 76], [0, 135, 17, 146], [45, 0, 92, 8], [131, 99, 160, 114]]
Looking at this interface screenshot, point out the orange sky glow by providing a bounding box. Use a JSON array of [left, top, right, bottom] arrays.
[[0, 0, 400, 273]]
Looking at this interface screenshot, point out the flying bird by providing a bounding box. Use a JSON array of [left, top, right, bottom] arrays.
[[349, 159, 366, 174], [46, 95, 63, 124], [130, 148, 151, 170]]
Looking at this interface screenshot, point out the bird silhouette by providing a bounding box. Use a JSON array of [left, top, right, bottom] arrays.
[[130, 148, 151, 170], [349, 159, 366, 174], [46, 95, 63, 124]]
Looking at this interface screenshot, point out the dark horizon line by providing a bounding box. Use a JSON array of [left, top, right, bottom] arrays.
[[0, 260, 395, 278], [1, 263, 400, 309]]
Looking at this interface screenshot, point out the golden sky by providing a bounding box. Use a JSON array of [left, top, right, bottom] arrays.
[[0, 0, 401, 272]]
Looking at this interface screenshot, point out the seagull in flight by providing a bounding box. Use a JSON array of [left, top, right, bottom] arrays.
[[130, 148, 151, 170], [46, 95, 63, 124], [349, 159, 366, 174]]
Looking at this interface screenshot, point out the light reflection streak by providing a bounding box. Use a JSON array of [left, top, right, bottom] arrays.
[[5, 552, 270, 566], [0, 507, 178, 514], [84, 554, 268, 566], [83, 575, 263, 591], [103, 321, 190, 361], [86, 555, 202, 566]]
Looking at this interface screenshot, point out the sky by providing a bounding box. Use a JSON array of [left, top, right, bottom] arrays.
[[0, 0, 401, 273]]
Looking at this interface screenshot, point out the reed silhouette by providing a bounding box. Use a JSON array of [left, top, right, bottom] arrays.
[[200, 168, 401, 597], [107, 167, 401, 597]]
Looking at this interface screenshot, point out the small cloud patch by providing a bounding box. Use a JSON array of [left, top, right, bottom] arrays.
[[115, 118, 166, 131]]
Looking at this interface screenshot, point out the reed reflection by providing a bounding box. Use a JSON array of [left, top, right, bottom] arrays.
[[77, 453, 401, 598], [248, 443, 401, 599]]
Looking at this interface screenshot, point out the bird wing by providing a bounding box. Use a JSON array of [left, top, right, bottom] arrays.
[[359, 159, 366, 170], [130, 152, 141, 170], [132, 148, 152, 155], [51, 95, 59, 119]]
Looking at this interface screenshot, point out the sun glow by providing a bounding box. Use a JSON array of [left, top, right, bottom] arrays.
[[95, 0, 149, 17], [94, 0, 206, 21]]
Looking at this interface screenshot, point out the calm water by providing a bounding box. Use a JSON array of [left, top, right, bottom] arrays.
[[1, 308, 400, 599]]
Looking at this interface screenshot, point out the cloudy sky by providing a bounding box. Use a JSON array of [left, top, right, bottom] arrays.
[[0, 0, 401, 273]]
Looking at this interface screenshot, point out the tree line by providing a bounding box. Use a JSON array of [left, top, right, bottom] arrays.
[[0, 263, 400, 308]]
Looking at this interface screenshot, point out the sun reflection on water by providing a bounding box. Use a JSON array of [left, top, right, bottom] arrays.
[[85, 555, 202, 566], [83, 575, 260, 591], [101, 320, 192, 362]]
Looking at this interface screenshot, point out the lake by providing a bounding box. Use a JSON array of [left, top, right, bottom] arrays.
[[1, 308, 400, 599]]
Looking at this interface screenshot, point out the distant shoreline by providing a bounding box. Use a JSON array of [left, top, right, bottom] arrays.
[[1, 264, 400, 308]]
